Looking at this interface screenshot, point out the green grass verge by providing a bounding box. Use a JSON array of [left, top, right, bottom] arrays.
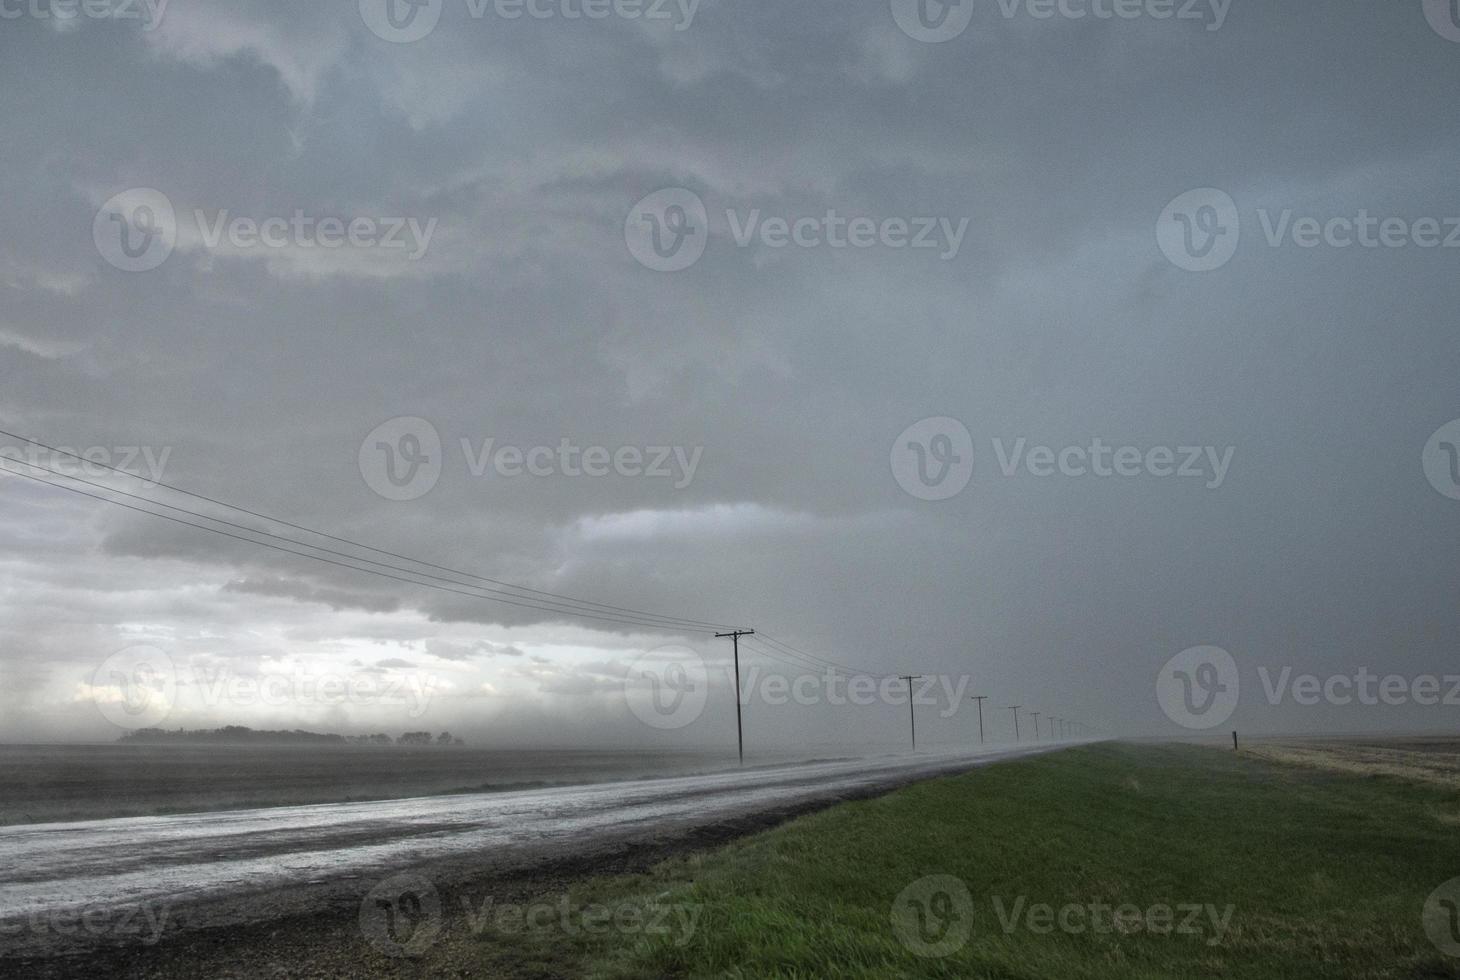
[[465, 744, 1460, 979]]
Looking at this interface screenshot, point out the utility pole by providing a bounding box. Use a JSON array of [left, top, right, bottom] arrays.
[[1030, 711, 1041, 741], [969, 695, 988, 745], [901, 675, 923, 751], [1006, 705, 1021, 741], [714, 629, 754, 764]]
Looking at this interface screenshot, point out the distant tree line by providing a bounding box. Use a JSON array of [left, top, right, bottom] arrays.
[[118, 726, 466, 746]]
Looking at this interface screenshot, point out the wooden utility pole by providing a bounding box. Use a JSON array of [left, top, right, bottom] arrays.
[[969, 695, 988, 744], [1030, 711, 1041, 740], [1006, 705, 1022, 741], [715, 630, 754, 764], [900, 676, 924, 750]]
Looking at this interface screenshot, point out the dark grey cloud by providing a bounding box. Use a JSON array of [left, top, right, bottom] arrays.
[[1, 0, 1458, 744]]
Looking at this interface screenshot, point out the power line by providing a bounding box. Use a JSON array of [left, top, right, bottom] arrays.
[[1, 430, 1070, 747], [5, 455, 730, 633], [754, 632, 899, 680], [0, 461, 728, 635], [738, 637, 839, 674], [3, 459, 962, 715], [0, 428, 734, 633]]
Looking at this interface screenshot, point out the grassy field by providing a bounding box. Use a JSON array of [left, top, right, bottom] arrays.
[[456, 743, 1460, 979], [1246, 736, 1460, 790]]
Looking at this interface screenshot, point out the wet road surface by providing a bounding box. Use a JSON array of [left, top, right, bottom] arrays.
[[0, 743, 1066, 956]]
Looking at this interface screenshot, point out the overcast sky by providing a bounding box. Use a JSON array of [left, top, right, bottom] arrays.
[[1, 0, 1458, 749]]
